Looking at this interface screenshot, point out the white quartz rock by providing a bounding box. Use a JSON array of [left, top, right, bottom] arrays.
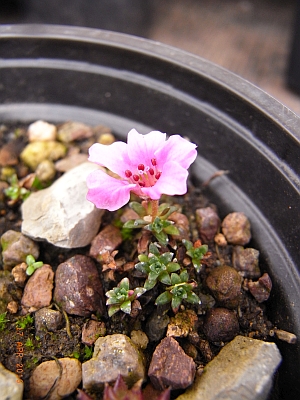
[[21, 162, 104, 248]]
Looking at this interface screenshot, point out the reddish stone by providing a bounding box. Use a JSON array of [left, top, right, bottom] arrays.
[[196, 207, 220, 243], [89, 225, 122, 262], [21, 264, 54, 312], [54, 255, 106, 317], [148, 336, 196, 391], [247, 273, 272, 303]]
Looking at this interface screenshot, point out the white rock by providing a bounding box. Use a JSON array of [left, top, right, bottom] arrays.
[[28, 120, 57, 142], [21, 162, 104, 248], [177, 335, 282, 400], [0, 363, 23, 400]]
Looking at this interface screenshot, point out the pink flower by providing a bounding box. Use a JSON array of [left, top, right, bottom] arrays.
[[86, 129, 197, 211]]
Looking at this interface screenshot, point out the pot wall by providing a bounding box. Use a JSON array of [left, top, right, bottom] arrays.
[[0, 25, 299, 399]]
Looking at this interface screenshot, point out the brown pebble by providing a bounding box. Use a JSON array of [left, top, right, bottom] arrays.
[[206, 265, 242, 308], [82, 320, 106, 346], [7, 301, 18, 314], [214, 233, 227, 247], [222, 212, 251, 245], [203, 308, 240, 342]]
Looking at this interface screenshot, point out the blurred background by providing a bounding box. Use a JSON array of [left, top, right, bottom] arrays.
[[1, 0, 299, 115]]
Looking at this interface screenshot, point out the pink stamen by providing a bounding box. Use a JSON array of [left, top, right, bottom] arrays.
[[155, 172, 161, 180], [149, 168, 154, 175], [133, 175, 139, 181], [125, 170, 132, 178], [138, 164, 145, 171], [151, 158, 157, 166]]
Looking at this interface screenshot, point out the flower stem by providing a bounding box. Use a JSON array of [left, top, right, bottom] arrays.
[[151, 199, 159, 222]]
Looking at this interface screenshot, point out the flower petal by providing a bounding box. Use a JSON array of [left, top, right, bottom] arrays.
[[88, 141, 131, 178], [86, 169, 135, 211], [154, 134, 197, 169], [127, 129, 167, 167], [141, 161, 189, 199]]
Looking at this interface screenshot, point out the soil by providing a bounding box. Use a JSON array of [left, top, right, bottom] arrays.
[[0, 122, 278, 399]]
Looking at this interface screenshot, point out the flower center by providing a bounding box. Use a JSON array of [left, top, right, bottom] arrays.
[[125, 158, 162, 187]]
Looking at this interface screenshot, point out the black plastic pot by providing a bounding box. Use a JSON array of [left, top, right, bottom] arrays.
[[0, 25, 299, 399]]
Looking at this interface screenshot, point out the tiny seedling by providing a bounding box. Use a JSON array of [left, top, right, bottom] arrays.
[[0, 312, 9, 331], [4, 174, 30, 203], [106, 277, 146, 317], [135, 243, 180, 290], [25, 254, 44, 276], [155, 270, 201, 313], [15, 314, 34, 330], [25, 337, 35, 350], [182, 239, 209, 273], [123, 202, 179, 245]]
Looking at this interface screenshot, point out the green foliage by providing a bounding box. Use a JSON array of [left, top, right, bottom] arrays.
[[25, 254, 44, 276], [106, 278, 146, 317], [135, 243, 180, 290], [25, 337, 35, 350], [72, 350, 80, 359], [15, 314, 34, 329], [155, 270, 200, 313], [72, 345, 93, 361], [183, 239, 209, 272], [4, 174, 30, 202], [123, 202, 180, 245], [0, 312, 9, 331], [83, 345, 93, 361]]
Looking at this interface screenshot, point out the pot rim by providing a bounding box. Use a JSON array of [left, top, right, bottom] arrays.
[[0, 23, 299, 141]]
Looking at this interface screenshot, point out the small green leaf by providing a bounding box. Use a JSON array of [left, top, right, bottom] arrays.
[[171, 273, 181, 285], [155, 291, 172, 306], [149, 243, 160, 256], [120, 299, 132, 315], [119, 277, 130, 291], [148, 271, 159, 281], [26, 265, 35, 276], [108, 304, 120, 317], [159, 252, 173, 265], [123, 219, 147, 229], [135, 262, 148, 274], [138, 254, 148, 263], [159, 271, 172, 286], [182, 239, 193, 251], [26, 254, 35, 266], [129, 201, 146, 217], [166, 262, 180, 273], [32, 261, 43, 269], [163, 225, 180, 236], [134, 287, 147, 298], [180, 270, 189, 282], [171, 296, 182, 313], [153, 230, 168, 245], [186, 292, 201, 305], [144, 279, 157, 290]]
